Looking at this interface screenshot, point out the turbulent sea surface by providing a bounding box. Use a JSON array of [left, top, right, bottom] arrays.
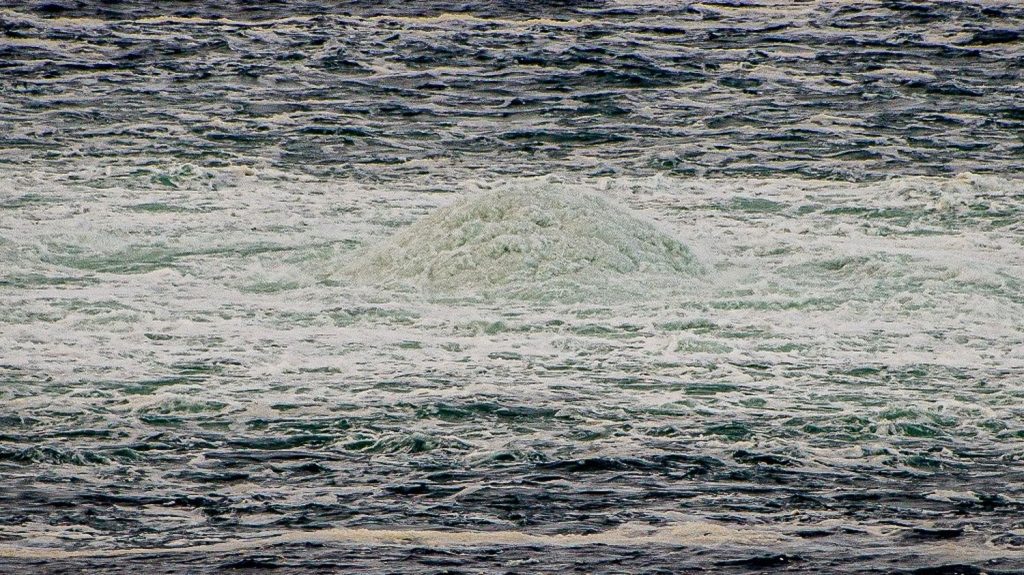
[[2, 1, 1024, 573]]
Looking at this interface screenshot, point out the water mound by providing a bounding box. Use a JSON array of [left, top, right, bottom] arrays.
[[349, 183, 700, 300]]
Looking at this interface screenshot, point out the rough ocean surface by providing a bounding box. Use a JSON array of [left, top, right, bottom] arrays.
[[1, 1, 1024, 574], [2, 0, 1024, 181]]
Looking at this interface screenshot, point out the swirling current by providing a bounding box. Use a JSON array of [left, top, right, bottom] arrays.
[[1, 2, 1023, 574]]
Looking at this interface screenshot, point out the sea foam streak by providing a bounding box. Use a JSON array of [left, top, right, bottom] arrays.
[[1, 168, 1023, 572]]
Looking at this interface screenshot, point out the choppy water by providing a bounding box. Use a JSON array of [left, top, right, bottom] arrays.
[[2, 2, 1024, 574], [3, 0, 1024, 180]]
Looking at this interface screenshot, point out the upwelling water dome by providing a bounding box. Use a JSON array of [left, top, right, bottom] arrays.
[[348, 182, 700, 301]]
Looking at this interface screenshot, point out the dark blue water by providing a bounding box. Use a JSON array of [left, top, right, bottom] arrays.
[[1, 1, 1022, 181]]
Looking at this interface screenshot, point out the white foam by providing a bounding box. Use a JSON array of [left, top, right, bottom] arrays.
[[0, 521, 784, 558], [347, 181, 700, 301]]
